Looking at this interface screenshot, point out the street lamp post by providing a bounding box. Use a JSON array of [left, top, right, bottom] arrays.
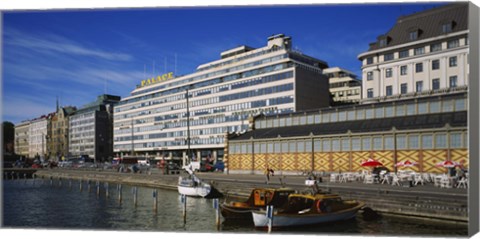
[[131, 117, 134, 156], [186, 88, 191, 165]]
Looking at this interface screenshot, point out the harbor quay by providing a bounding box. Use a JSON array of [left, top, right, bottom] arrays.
[[27, 168, 468, 224]]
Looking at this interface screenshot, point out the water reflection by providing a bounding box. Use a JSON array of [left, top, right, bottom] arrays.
[[2, 179, 468, 236]]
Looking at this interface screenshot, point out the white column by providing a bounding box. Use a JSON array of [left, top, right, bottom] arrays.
[[409, 63, 415, 93], [459, 53, 466, 86], [441, 56, 448, 88]]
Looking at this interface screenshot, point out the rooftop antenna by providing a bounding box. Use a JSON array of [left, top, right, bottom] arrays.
[[153, 60, 156, 76], [164, 57, 167, 74], [143, 64, 146, 79], [104, 78, 107, 95], [56, 96, 59, 112], [175, 53, 177, 76]]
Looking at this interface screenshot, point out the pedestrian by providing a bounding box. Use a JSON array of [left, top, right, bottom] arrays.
[[264, 167, 271, 184]]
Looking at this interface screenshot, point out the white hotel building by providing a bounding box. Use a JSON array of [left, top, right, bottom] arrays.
[[113, 34, 331, 163], [358, 3, 469, 101]]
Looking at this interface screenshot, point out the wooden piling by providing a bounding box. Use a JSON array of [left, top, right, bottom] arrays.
[[117, 184, 122, 204], [79, 179, 83, 192], [96, 181, 100, 197], [213, 198, 220, 230], [133, 187, 138, 207], [153, 189, 158, 213], [105, 182, 109, 198], [182, 194, 187, 224]]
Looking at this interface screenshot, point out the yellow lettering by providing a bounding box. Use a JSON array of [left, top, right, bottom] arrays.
[[139, 72, 175, 87]]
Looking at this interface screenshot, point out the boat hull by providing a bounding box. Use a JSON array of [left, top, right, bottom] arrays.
[[220, 204, 255, 220], [178, 184, 211, 197], [251, 206, 362, 227]]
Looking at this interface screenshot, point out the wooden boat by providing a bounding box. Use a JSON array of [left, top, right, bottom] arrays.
[[220, 188, 296, 220], [178, 175, 212, 197], [251, 193, 365, 228]]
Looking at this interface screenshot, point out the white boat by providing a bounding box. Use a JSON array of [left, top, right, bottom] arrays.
[[251, 193, 364, 227], [178, 175, 212, 197]]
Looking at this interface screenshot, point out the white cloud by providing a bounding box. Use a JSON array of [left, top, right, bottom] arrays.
[[4, 28, 133, 61]]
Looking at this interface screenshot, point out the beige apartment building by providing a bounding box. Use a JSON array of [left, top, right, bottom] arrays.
[[357, 3, 468, 101], [324, 67, 362, 104], [14, 121, 30, 157], [51, 106, 76, 160]]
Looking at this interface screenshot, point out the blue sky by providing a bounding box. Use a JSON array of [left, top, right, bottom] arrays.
[[2, 2, 445, 124]]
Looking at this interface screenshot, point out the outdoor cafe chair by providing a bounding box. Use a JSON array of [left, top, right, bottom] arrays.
[[330, 173, 338, 183], [440, 176, 453, 188], [380, 173, 391, 184], [413, 174, 425, 186], [391, 174, 401, 186], [456, 177, 468, 188]]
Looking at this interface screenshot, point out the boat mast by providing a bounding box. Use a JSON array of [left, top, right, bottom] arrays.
[[186, 88, 191, 165]]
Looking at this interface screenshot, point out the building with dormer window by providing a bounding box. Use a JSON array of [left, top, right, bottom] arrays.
[[358, 3, 469, 101]]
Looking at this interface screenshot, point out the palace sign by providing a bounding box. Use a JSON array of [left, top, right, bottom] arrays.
[[141, 72, 174, 87]]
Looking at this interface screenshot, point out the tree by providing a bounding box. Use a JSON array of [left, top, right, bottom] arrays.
[[3, 121, 15, 153]]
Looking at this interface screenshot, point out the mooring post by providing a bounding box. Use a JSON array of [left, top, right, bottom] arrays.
[[105, 182, 109, 198], [87, 180, 91, 193], [16, 172, 20, 180], [133, 187, 138, 207], [50, 176, 53, 186], [32, 174, 36, 185], [79, 179, 83, 192], [69, 179, 72, 190], [59, 177, 62, 187], [24, 173, 27, 184], [213, 198, 220, 230], [96, 181, 100, 197], [153, 189, 158, 213], [181, 194, 187, 224], [117, 184, 122, 204], [267, 205, 274, 233]]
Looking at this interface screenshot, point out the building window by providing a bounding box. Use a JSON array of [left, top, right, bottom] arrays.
[[399, 50, 409, 58], [435, 134, 447, 149], [379, 38, 387, 47], [396, 135, 406, 150], [416, 81, 423, 92], [414, 47, 425, 55], [400, 65, 407, 75], [447, 39, 459, 49], [409, 31, 418, 40], [366, 57, 373, 65], [367, 88, 373, 98], [465, 37, 469, 45], [432, 60, 440, 70], [430, 101, 440, 113], [449, 56, 457, 67], [430, 43, 442, 52], [386, 86, 393, 96], [442, 23, 452, 33], [384, 53, 394, 61], [385, 68, 392, 78], [449, 76, 458, 87], [415, 63, 423, 73], [367, 71, 373, 81], [450, 132, 462, 148], [400, 83, 408, 94], [408, 135, 419, 149], [422, 134, 433, 149], [432, 78, 440, 90]]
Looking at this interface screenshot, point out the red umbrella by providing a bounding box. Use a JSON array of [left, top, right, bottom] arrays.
[[436, 160, 461, 168], [361, 158, 383, 167], [395, 160, 418, 167]]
